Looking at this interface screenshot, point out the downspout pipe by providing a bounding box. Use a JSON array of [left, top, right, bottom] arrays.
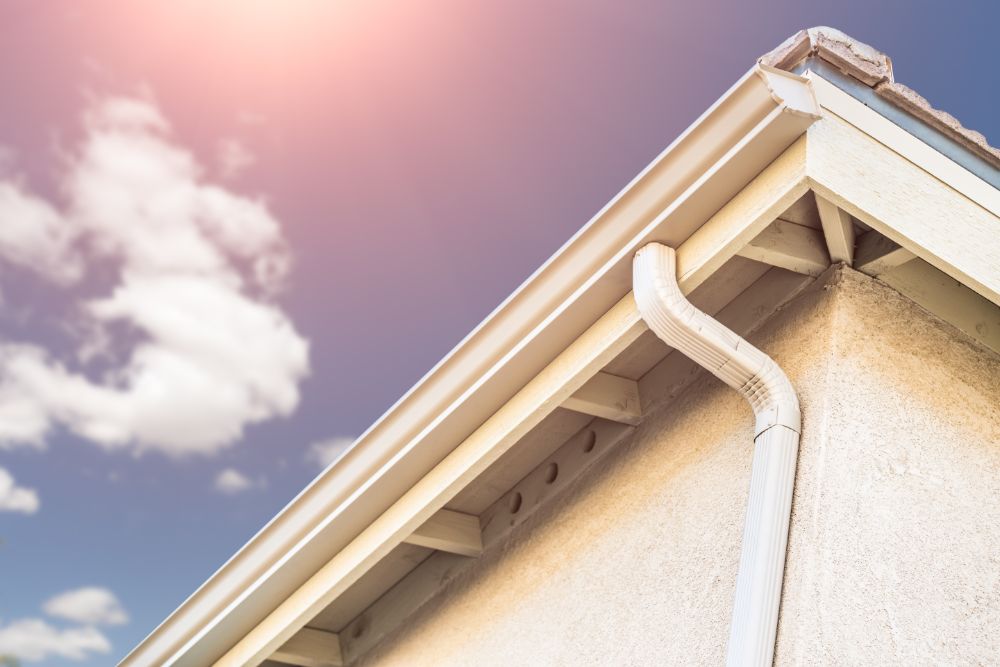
[[633, 243, 801, 667]]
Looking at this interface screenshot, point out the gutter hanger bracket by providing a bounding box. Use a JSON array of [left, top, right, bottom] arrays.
[[633, 243, 801, 667]]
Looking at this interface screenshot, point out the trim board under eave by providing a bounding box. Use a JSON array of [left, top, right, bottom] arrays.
[[214, 129, 819, 666], [122, 65, 820, 667], [126, 65, 1000, 667], [233, 86, 1000, 664], [804, 72, 1000, 307]]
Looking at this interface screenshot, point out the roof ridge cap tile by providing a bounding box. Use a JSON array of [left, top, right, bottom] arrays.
[[760, 26, 1000, 170], [876, 80, 1000, 165], [759, 26, 892, 85]]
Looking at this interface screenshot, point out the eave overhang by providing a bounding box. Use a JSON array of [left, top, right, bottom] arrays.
[[123, 64, 820, 667], [126, 40, 1000, 666]]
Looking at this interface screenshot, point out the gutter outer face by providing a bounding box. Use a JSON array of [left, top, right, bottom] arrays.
[[122, 68, 818, 667], [633, 243, 801, 667]]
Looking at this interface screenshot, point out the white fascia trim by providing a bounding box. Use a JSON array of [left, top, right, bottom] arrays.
[[803, 71, 1000, 307], [122, 66, 819, 667], [633, 243, 800, 667], [806, 72, 1000, 217]]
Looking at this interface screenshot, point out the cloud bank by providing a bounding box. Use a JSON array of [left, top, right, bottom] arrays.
[[0, 586, 127, 663], [43, 587, 128, 626], [0, 95, 309, 457], [0, 620, 110, 662], [0, 467, 39, 514], [213, 467, 258, 494]]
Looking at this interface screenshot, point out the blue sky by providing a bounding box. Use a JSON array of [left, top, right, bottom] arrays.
[[0, 1, 997, 664]]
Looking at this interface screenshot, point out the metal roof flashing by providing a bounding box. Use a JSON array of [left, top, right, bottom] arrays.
[[762, 26, 1000, 188], [795, 59, 999, 188]]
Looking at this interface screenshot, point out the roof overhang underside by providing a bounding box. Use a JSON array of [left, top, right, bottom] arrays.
[[124, 61, 1000, 667]]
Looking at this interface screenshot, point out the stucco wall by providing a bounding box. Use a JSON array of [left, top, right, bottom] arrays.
[[775, 270, 1000, 665], [356, 268, 1000, 666]]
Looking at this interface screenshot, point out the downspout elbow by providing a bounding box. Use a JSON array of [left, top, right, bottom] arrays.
[[633, 243, 801, 667], [632, 243, 800, 437]]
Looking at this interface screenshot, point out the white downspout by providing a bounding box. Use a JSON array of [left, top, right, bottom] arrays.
[[632, 243, 801, 667]]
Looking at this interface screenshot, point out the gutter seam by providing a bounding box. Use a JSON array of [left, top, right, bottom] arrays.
[[633, 243, 801, 667]]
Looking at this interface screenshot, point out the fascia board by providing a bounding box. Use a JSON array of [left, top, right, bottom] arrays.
[[216, 115, 816, 666], [798, 59, 1000, 190], [122, 66, 819, 667], [804, 72, 1000, 306], [806, 71, 1000, 216]]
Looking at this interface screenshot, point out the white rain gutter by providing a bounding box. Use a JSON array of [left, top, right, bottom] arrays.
[[124, 65, 818, 667], [633, 243, 800, 667]]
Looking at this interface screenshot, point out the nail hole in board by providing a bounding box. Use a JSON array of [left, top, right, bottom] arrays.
[[508, 492, 523, 514]]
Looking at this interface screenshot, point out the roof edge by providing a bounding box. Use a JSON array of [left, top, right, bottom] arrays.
[[123, 66, 819, 667], [129, 26, 1000, 666], [761, 26, 894, 86], [761, 27, 1000, 170]]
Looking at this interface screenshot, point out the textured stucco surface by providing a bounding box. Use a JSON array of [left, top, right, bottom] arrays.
[[775, 270, 1000, 665], [355, 268, 1000, 666]]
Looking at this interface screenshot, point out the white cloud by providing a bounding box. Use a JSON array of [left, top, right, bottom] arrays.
[[42, 587, 128, 626], [0, 94, 309, 457], [214, 467, 257, 495], [217, 138, 255, 178], [0, 467, 39, 514], [0, 182, 83, 285], [0, 619, 110, 662], [306, 436, 354, 469]]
